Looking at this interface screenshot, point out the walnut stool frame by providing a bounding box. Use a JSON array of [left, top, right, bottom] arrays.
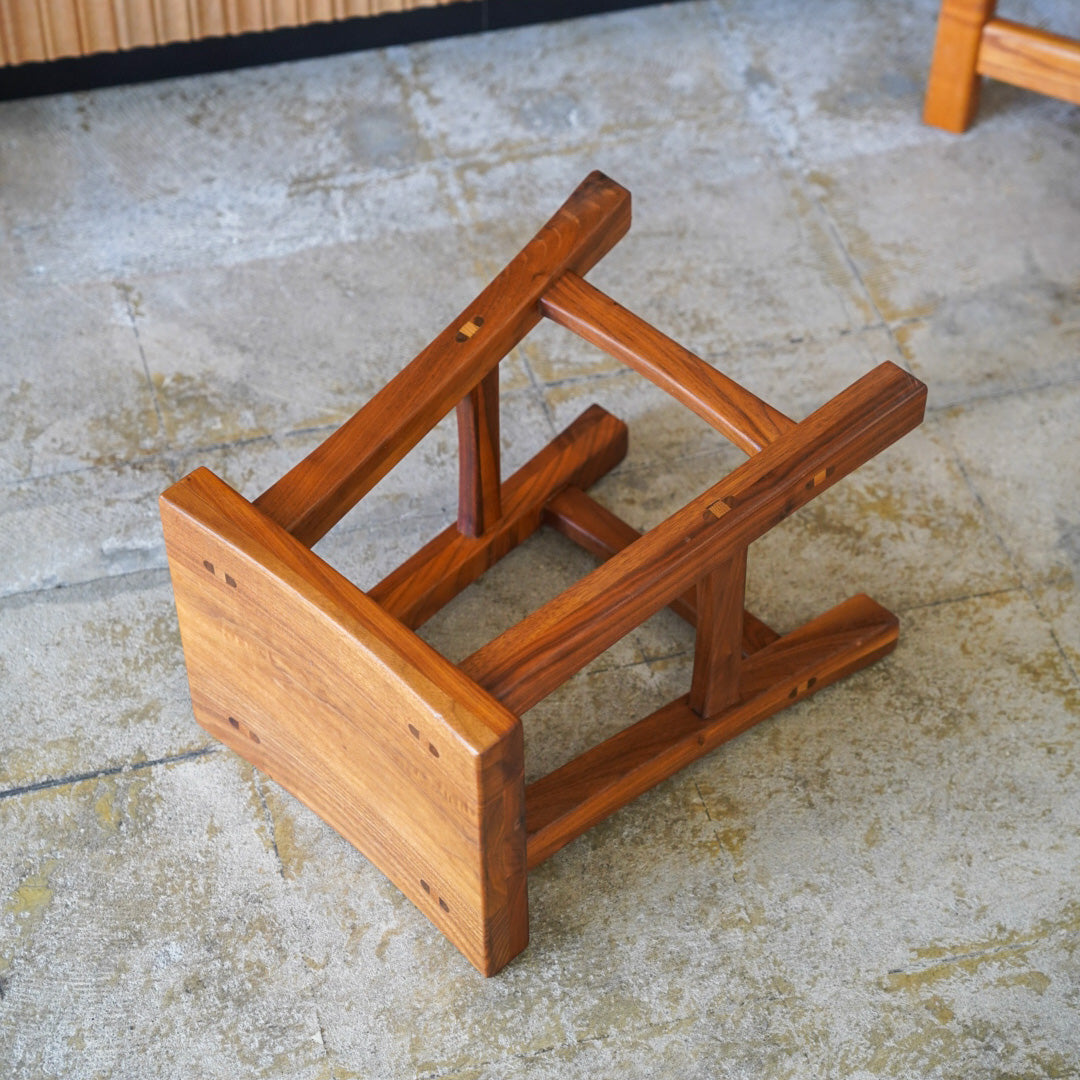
[[160, 173, 927, 975]]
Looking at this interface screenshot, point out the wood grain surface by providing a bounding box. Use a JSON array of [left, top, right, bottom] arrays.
[[254, 172, 631, 547], [524, 594, 899, 868], [541, 271, 794, 454], [161, 467, 528, 975], [978, 19, 1080, 106], [923, 0, 996, 132], [161, 171, 928, 975], [462, 362, 926, 715], [369, 404, 627, 629]]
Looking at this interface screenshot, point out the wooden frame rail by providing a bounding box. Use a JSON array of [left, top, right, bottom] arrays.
[[161, 171, 927, 975], [924, 0, 1080, 132]]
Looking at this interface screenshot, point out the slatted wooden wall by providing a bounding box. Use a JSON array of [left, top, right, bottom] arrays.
[[0, 0, 454, 65]]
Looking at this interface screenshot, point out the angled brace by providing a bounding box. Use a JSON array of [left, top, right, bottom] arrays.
[[160, 172, 926, 976]]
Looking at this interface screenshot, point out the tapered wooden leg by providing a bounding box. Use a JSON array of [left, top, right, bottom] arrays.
[[688, 550, 746, 718], [457, 367, 502, 537], [924, 0, 997, 132], [370, 406, 628, 629]]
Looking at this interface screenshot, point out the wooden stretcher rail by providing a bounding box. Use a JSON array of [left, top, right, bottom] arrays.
[[541, 271, 793, 455], [461, 362, 926, 715], [543, 485, 780, 653], [524, 593, 899, 868], [254, 172, 631, 547], [369, 405, 627, 628], [978, 19, 1080, 106], [924, 0, 1080, 131]]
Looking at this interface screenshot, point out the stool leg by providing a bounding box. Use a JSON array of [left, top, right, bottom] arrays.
[[689, 549, 747, 718], [457, 367, 502, 537], [924, 0, 997, 132]]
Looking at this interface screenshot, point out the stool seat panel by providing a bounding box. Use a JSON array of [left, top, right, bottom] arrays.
[[160, 467, 527, 975]]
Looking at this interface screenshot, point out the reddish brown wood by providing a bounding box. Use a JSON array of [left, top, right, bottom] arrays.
[[541, 271, 794, 454], [160, 467, 527, 976], [525, 594, 898, 868], [543, 485, 778, 652], [254, 172, 631, 547], [162, 173, 928, 976], [370, 406, 627, 629], [456, 367, 502, 537], [462, 362, 926, 715], [688, 550, 747, 718]]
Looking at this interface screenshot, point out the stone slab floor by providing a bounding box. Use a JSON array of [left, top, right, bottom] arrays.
[[2, 0, 1079, 1076]]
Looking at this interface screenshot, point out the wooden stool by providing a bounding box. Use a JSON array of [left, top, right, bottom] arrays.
[[160, 173, 927, 975], [924, 0, 1080, 132]]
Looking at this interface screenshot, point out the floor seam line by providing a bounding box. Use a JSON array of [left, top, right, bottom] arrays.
[[0, 745, 221, 801]]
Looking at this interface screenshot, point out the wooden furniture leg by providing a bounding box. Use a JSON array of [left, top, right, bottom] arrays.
[[924, 0, 997, 132], [161, 172, 927, 975], [925, 0, 1080, 131]]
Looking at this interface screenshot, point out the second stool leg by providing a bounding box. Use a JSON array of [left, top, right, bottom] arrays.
[[689, 549, 747, 718], [457, 367, 502, 537], [924, 0, 997, 132]]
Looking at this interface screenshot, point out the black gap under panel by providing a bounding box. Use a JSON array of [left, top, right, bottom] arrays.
[[0, 0, 685, 101]]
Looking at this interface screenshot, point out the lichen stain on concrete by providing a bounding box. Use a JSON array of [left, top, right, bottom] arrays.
[[885, 903, 1080, 996], [1, 734, 84, 789], [115, 281, 145, 320], [789, 180, 875, 323], [5, 378, 48, 460], [268, 804, 311, 881], [374, 925, 403, 962], [857, 1013, 993, 1075], [1, 858, 60, 979], [4, 861, 57, 921], [93, 784, 122, 832], [84, 398, 163, 468], [995, 969, 1052, 995], [923, 994, 955, 1023], [88, 774, 152, 834], [77, 773, 157, 840], [858, 1005, 1075, 1079], [831, 217, 939, 325], [892, 320, 920, 362], [863, 817, 883, 849], [799, 476, 982, 561], [1013, 649, 1080, 710], [151, 370, 277, 445]]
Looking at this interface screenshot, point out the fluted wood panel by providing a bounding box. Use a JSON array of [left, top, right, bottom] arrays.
[[0, 0, 457, 65]]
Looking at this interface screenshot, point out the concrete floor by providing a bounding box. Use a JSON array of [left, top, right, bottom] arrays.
[[2, 0, 1079, 1075]]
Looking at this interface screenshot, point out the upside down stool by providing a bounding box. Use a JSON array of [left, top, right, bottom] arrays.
[[160, 173, 928, 975]]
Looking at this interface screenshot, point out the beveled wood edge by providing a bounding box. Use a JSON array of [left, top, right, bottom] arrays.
[[160, 467, 529, 974], [368, 404, 629, 628], [524, 593, 899, 869], [254, 171, 631, 546], [162, 466, 521, 754], [540, 271, 794, 454], [543, 485, 780, 653]]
